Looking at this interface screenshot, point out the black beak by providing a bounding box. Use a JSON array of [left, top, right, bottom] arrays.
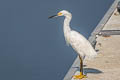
[[48, 15, 58, 19]]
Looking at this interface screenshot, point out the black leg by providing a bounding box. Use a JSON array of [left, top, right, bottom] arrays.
[[79, 55, 83, 74], [73, 55, 87, 79]]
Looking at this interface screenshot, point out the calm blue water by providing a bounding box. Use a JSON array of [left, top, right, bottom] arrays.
[[0, 0, 114, 80]]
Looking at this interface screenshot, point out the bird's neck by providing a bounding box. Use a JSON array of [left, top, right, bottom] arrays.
[[63, 15, 72, 45], [63, 16, 72, 33]]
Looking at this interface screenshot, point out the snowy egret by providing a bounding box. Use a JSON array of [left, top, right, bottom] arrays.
[[49, 10, 97, 79]]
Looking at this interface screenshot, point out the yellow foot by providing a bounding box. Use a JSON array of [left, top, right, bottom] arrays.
[[73, 72, 87, 79]]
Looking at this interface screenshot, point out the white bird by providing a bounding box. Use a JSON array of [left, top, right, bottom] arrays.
[[49, 10, 97, 79]]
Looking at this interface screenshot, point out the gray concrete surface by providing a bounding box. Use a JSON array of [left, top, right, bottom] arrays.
[[103, 9, 120, 30], [71, 3, 120, 80], [64, 0, 120, 80]]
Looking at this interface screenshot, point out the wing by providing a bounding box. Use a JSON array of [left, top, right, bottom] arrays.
[[69, 30, 97, 59]]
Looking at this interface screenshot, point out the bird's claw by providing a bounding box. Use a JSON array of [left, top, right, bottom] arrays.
[[73, 72, 87, 79]]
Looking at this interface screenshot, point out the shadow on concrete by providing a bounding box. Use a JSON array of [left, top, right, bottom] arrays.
[[71, 66, 102, 75], [72, 65, 87, 68], [84, 68, 102, 75]]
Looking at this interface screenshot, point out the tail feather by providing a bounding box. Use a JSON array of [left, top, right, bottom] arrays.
[[85, 49, 97, 60]]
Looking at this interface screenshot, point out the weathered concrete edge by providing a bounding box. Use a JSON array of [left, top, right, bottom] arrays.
[[63, 0, 119, 80], [89, 0, 119, 45]]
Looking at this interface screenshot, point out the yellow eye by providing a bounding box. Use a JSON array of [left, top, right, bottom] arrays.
[[57, 12, 62, 16]]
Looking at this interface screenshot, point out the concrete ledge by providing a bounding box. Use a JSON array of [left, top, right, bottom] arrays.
[[64, 0, 120, 80]]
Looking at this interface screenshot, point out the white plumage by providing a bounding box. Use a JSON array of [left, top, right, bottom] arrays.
[[49, 10, 97, 79], [59, 10, 97, 59], [69, 31, 97, 59]]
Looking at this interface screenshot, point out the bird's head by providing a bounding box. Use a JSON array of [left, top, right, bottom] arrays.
[[48, 10, 72, 19]]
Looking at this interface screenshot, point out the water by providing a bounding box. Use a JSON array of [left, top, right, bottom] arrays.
[[0, 0, 114, 80]]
